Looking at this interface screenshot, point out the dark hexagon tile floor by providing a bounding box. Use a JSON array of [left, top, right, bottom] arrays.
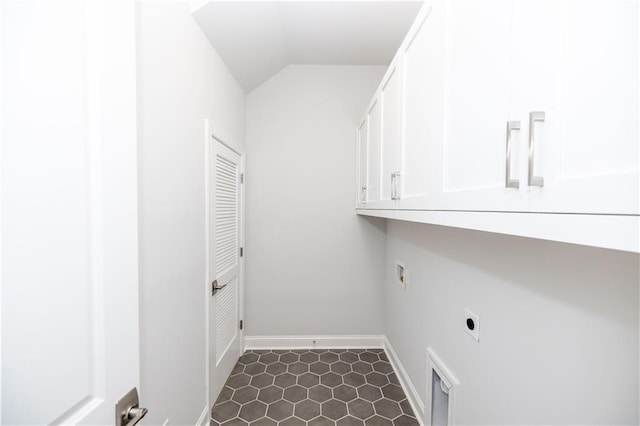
[[210, 349, 419, 426]]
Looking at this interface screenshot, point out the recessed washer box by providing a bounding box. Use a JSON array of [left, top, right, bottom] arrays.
[[395, 261, 406, 288]]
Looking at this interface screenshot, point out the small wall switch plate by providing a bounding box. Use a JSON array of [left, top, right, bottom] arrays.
[[464, 308, 479, 342], [395, 261, 406, 288]]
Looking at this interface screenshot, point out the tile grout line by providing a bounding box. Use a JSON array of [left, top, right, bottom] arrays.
[[210, 349, 420, 426]]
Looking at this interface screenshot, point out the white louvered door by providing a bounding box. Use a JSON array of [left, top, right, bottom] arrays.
[[208, 138, 243, 406]]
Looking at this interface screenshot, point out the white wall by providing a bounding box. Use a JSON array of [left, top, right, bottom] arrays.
[[384, 221, 639, 425], [136, 2, 245, 424], [244, 65, 387, 337]]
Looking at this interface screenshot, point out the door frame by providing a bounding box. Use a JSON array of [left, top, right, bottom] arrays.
[[1, 2, 5, 421], [203, 119, 245, 409]]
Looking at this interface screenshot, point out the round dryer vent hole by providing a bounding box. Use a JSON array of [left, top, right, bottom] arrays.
[[464, 308, 480, 342], [466, 318, 475, 330]]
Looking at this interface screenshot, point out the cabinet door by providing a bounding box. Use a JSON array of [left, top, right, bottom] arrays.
[[366, 97, 382, 204], [439, 0, 528, 212], [519, 0, 639, 214], [398, 0, 446, 209], [356, 118, 369, 206], [379, 58, 403, 203]]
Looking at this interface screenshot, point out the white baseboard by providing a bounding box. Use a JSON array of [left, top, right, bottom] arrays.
[[384, 337, 425, 426], [196, 404, 208, 426], [244, 335, 385, 350]]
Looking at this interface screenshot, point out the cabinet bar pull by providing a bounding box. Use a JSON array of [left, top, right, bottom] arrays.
[[528, 111, 545, 187], [505, 121, 520, 188], [361, 186, 367, 203], [391, 172, 401, 200]]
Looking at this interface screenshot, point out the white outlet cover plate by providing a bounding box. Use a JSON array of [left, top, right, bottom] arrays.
[[464, 308, 480, 342]]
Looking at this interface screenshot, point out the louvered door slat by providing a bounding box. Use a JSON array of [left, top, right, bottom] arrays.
[[215, 155, 238, 276], [215, 276, 238, 364]]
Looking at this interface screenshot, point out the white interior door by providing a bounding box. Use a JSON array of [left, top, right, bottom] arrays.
[[208, 138, 244, 405], [1, 0, 140, 424]]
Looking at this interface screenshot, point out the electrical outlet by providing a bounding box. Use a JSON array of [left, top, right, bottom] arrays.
[[395, 261, 406, 288], [464, 308, 480, 342]]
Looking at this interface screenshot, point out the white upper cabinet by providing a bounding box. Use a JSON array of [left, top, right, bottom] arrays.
[[397, 0, 445, 209], [513, 0, 639, 214], [355, 0, 639, 250], [439, 0, 528, 212], [379, 58, 403, 203], [356, 118, 369, 206], [366, 97, 382, 203]]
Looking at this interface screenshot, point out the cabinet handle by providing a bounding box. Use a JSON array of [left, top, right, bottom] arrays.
[[360, 186, 367, 203], [528, 111, 545, 187], [391, 172, 401, 200], [390, 174, 395, 200], [505, 121, 520, 189]]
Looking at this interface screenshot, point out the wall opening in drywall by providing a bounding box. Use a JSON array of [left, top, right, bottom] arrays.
[[426, 348, 459, 426]]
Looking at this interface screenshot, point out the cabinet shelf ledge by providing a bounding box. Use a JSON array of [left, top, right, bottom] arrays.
[[356, 208, 639, 253]]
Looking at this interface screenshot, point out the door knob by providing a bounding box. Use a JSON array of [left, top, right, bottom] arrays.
[[212, 280, 227, 296], [116, 388, 148, 426]]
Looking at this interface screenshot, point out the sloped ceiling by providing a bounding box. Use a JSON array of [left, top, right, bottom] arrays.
[[192, 1, 423, 92]]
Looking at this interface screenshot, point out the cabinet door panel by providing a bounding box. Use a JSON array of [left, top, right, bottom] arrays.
[[525, 0, 639, 214], [356, 118, 368, 206], [398, 0, 445, 209], [440, 0, 527, 211], [509, 0, 561, 204], [380, 61, 402, 202], [367, 98, 382, 203]]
